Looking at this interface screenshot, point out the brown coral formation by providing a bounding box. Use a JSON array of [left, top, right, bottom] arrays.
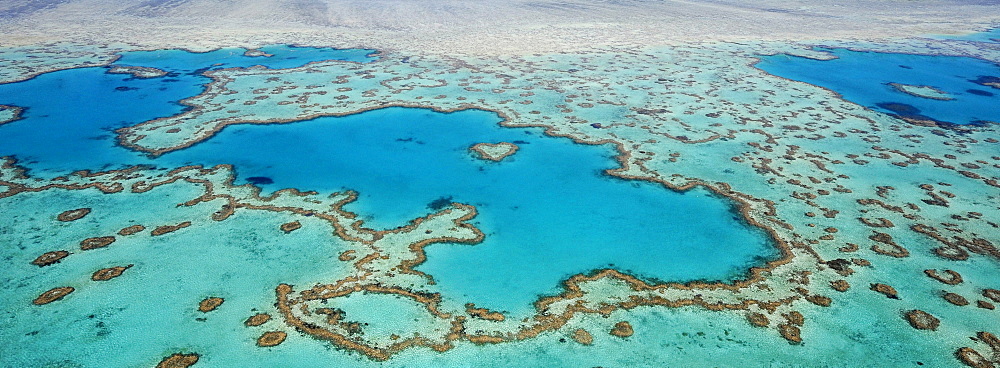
[[954, 332, 1000, 367], [610, 321, 634, 337], [465, 303, 505, 321], [469, 142, 519, 161], [869, 232, 909, 258], [57, 208, 91, 222], [783, 311, 804, 326], [118, 224, 145, 236], [198, 297, 224, 312], [107, 65, 168, 79], [955, 347, 993, 368], [257, 331, 288, 347], [245, 313, 272, 326], [830, 279, 850, 292], [984, 289, 1000, 303], [924, 269, 963, 285], [80, 236, 116, 250], [152, 221, 191, 236], [805, 294, 832, 307], [942, 292, 970, 306], [824, 258, 854, 276], [31, 250, 70, 266], [0, 104, 24, 125], [91, 265, 132, 281], [747, 312, 770, 327], [571, 328, 593, 345], [280, 221, 301, 233], [155, 353, 199, 368], [338, 250, 357, 261], [777, 323, 802, 344], [33, 286, 74, 305], [904, 310, 940, 330], [870, 283, 900, 299], [980, 331, 1000, 351]]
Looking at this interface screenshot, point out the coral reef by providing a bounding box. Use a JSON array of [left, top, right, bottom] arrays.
[[31, 250, 70, 267], [91, 265, 132, 281], [33, 287, 75, 305], [257, 331, 288, 347], [904, 310, 940, 330], [156, 353, 199, 368], [469, 142, 519, 161], [198, 297, 224, 312], [245, 313, 271, 326], [57, 208, 91, 222], [610, 321, 634, 338]]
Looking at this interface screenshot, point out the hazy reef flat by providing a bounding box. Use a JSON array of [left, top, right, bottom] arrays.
[[0, 1, 999, 367], [1, 0, 1000, 55]]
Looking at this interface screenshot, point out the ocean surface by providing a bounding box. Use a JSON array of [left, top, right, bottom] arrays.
[[2, 37, 998, 367], [0, 45, 783, 365], [757, 47, 1000, 126]]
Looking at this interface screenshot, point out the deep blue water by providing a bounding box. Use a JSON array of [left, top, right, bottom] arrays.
[[757, 48, 1000, 126], [0, 45, 775, 313], [0, 45, 376, 174]]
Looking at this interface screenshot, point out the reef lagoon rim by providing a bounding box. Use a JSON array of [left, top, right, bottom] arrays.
[[0, 44, 779, 314], [179, 106, 781, 313]]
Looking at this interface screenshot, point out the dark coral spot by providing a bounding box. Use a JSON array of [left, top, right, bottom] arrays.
[[966, 89, 994, 97], [246, 176, 274, 185], [970, 75, 1000, 89], [428, 196, 453, 210]]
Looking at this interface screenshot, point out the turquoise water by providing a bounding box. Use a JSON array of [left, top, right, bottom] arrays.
[[930, 28, 1000, 43], [172, 107, 776, 312], [4, 39, 998, 368], [0, 45, 779, 365], [757, 48, 1000, 125], [0, 46, 777, 313]]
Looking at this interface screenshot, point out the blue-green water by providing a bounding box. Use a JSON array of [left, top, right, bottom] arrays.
[[757, 48, 1000, 126], [0, 46, 775, 314], [2, 39, 996, 368], [0, 45, 779, 366], [930, 28, 1000, 43], [178, 108, 776, 312]]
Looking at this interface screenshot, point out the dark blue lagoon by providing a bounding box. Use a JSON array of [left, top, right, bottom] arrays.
[[0, 45, 376, 175], [0, 46, 776, 314], [757, 48, 1000, 126]]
